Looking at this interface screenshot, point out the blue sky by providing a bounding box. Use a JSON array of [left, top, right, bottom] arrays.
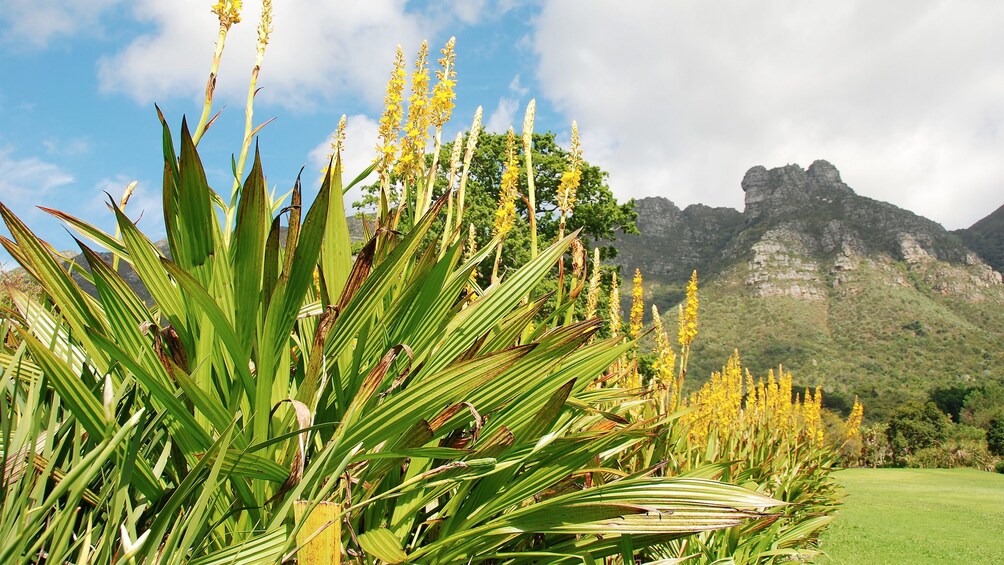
[[2, 1, 1004, 269]]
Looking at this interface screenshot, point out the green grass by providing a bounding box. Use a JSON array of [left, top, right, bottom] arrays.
[[820, 468, 1004, 564]]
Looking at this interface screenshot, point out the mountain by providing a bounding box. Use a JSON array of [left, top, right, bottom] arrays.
[[611, 160, 1004, 420], [955, 203, 1004, 274]]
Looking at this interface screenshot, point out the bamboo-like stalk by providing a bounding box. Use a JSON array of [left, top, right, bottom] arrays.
[[193, 3, 242, 145], [522, 99, 537, 259], [225, 0, 273, 238]]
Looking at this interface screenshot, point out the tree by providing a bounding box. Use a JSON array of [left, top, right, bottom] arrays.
[[358, 131, 637, 275], [987, 418, 1004, 458], [961, 381, 1004, 429], [886, 401, 952, 465]]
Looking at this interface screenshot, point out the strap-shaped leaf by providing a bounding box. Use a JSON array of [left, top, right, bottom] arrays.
[[0, 203, 111, 373], [111, 201, 188, 340], [322, 195, 448, 365], [231, 145, 269, 358], [160, 259, 255, 405], [17, 328, 163, 500], [422, 230, 580, 377], [187, 527, 287, 565], [320, 154, 353, 306], [358, 528, 408, 563], [341, 344, 534, 454]]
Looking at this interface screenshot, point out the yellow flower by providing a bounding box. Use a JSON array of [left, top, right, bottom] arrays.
[[211, 0, 242, 28], [629, 268, 644, 339], [492, 128, 519, 238], [652, 305, 677, 392], [585, 247, 602, 319], [677, 270, 698, 348], [609, 271, 621, 337], [375, 46, 406, 183], [556, 121, 582, 222], [256, 0, 272, 51], [844, 396, 864, 441], [396, 41, 431, 184], [430, 37, 457, 129]]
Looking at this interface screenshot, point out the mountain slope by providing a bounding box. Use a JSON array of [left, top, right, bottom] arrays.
[[956, 203, 1004, 274], [612, 160, 1004, 420]]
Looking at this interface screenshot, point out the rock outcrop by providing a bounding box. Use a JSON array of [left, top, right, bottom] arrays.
[[613, 159, 1001, 304]]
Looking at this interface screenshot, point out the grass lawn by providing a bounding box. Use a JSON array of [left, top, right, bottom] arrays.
[[819, 468, 1004, 564]]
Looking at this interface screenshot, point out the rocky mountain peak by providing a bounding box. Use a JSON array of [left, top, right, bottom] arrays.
[[742, 160, 854, 221], [633, 197, 683, 237]]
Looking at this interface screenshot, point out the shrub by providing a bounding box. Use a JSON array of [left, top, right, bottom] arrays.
[[906, 438, 996, 471]]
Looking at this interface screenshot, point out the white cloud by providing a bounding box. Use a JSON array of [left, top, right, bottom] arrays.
[[533, 0, 1004, 229], [485, 97, 520, 133], [508, 74, 529, 97], [0, 147, 74, 209], [447, 0, 487, 25], [1, 0, 123, 48], [485, 74, 533, 133], [308, 114, 380, 210], [98, 0, 437, 111], [0, 148, 76, 266]]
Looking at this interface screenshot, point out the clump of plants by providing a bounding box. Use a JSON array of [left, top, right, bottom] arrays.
[[581, 268, 864, 562]]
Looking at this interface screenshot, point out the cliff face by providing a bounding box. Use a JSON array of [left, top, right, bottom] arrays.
[[734, 160, 1001, 301], [614, 159, 1002, 304], [956, 203, 1004, 274], [610, 160, 1004, 420]]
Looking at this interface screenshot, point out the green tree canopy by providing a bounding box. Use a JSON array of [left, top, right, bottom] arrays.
[[358, 131, 637, 275], [886, 401, 952, 464]]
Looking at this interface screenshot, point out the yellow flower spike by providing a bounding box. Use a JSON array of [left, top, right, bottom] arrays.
[[585, 247, 602, 319], [651, 305, 677, 396], [256, 0, 272, 52], [455, 106, 483, 233], [677, 270, 699, 348], [609, 271, 621, 337], [490, 129, 519, 285], [323, 115, 348, 178], [629, 268, 644, 339], [375, 46, 407, 185], [447, 131, 464, 186], [492, 128, 519, 239], [844, 396, 864, 441], [522, 99, 539, 257], [396, 41, 431, 185], [211, 0, 243, 28], [556, 121, 582, 237], [430, 37, 457, 129]]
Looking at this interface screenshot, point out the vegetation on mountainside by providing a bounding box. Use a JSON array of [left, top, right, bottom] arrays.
[[684, 260, 1004, 424]]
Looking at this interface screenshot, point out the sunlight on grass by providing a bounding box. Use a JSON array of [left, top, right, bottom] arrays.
[[821, 468, 1004, 564]]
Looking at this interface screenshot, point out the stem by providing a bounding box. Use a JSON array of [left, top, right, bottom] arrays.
[[525, 143, 537, 260], [193, 24, 230, 146], [491, 242, 504, 286], [422, 127, 444, 219], [224, 48, 265, 239]]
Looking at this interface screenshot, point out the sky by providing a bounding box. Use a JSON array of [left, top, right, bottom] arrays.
[[2, 0, 1003, 269]]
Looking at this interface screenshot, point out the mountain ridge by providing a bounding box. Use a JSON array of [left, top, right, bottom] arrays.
[[610, 160, 1004, 420]]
